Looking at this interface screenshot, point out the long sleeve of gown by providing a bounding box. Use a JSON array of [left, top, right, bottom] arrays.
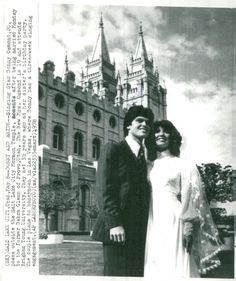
[[180, 163, 222, 275], [180, 164, 200, 223]]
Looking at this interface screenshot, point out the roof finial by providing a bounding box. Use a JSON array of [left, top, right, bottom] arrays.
[[139, 21, 143, 36], [125, 63, 129, 75], [81, 67, 84, 78], [117, 70, 121, 83], [163, 79, 166, 89], [155, 66, 159, 77], [65, 51, 69, 72], [99, 12, 104, 28]]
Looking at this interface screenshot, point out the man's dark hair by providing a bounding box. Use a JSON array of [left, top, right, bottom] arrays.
[[123, 105, 154, 136], [145, 120, 182, 159]]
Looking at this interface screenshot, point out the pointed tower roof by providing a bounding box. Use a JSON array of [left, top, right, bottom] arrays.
[[62, 52, 69, 80], [63, 52, 75, 83], [117, 70, 122, 86], [134, 22, 148, 60], [65, 52, 69, 72], [91, 13, 111, 63]]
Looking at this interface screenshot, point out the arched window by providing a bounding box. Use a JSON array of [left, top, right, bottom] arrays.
[[79, 185, 90, 231], [92, 138, 100, 160], [109, 116, 116, 129], [53, 125, 64, 150], [93, 109, 101, 122], [75, 102, 84, 115], [74, 132, 83, 156], [52, 180, 64, 189], [55, 94, 65, 108]]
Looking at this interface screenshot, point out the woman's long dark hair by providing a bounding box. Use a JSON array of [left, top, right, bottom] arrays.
[[145, 120, 182, 160]]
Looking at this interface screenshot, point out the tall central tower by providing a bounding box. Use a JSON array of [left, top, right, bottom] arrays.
[[82, 14, 117, 102], [120, 23, 167, 120]]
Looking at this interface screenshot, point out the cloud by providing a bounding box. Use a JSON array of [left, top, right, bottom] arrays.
[[52, 35, 67, 49], [162, 33, 218, 62], [44, 5, 167, 69], [166, 78, 232, 166], [179, 79, 233, 100], [42, 5, 220, 84]]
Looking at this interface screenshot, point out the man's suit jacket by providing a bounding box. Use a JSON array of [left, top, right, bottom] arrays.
[[91, 140, 150, 244]]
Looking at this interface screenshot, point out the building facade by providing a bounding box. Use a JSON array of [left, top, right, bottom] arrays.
[[38, 16, 167, 232]]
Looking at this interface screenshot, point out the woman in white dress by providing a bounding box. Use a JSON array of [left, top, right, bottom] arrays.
[[144, 120, 222, 279]]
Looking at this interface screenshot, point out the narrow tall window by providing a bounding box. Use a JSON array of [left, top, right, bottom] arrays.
[[39, 85, 44, 100], [74, 132, 83, 156], [50, 180, 64, 231], [109, 116, 116, 129], [92, 138, 100, 160], [79, 185, 90, 231], [38, 120, 42, 144], [53, 125, 64, 150]]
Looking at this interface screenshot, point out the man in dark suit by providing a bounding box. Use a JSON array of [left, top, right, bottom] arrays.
[[91, 105, 154, 277]]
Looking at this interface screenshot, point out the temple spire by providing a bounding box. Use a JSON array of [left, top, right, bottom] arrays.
[[64, 51, 69, 72], [99, 12, 103, 28], [134, 22, 148, 60], [139, 21, 143, 36], [62, 51, 69, 81], [117, 70, 121, 85], [91, 13, 111, 63], [62, 52, 75, 83]]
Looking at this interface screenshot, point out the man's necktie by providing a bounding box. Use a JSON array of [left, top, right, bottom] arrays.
[[137, 146, 148, 199], [137, 145, 146, 166]]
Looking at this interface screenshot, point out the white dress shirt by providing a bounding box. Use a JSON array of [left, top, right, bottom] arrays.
[[125, 135, 147, 159]]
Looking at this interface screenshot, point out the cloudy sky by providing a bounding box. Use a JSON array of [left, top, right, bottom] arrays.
[[39, 4, 235, 167]]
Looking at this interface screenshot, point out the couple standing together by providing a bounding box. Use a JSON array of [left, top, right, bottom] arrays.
[[91, 105, 222, 278]]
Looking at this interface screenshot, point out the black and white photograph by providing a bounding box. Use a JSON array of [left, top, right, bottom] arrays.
[[37, 3, 235, 279], [2, 1, 235, 280]]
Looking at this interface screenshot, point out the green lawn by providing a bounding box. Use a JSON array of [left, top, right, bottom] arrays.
[[39, 241, 103, 276], [39, 236, 234, 278]]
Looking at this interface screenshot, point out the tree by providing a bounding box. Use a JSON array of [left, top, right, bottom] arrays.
[[39, 182, 76, 232], [84, 204, 99, 219], [197, 163, 233, 229], [197, 163, 233, 203]]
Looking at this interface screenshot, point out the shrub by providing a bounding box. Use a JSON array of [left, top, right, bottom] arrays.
[[39, 232, 48, 239], [84, 204, 99, 219]]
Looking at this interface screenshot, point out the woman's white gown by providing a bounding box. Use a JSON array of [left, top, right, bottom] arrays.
[[144, 156, 200, 279]]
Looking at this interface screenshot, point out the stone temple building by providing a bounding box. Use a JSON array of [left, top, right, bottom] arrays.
[[38, 15, 167, 233]]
